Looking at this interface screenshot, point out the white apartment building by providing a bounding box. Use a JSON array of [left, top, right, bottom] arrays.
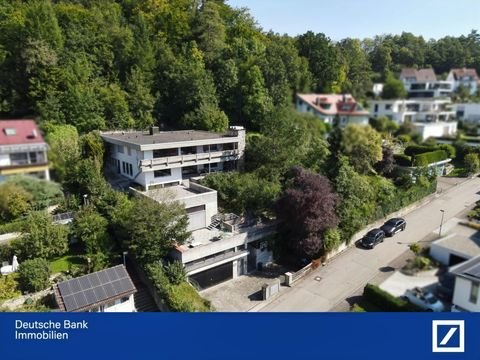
[[100, 126, 245, 191], [453, 103, 480, 124], [296, 93, 369, 127], [451, 256, 480, 312], [407, 81, 453, 99], [447, 68, 479, 95], [370, 99, 457, 140]]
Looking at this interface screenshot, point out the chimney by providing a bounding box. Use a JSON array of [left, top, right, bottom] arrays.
[[149, 126, 159, 135]]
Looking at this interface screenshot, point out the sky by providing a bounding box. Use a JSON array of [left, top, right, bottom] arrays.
[[227, 0, 480, 40]]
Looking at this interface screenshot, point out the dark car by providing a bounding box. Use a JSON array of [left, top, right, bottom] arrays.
[[361, 228, 385, 249], [381, 218, 406, 237]]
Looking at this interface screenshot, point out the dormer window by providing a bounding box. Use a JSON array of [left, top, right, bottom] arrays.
[[3, 128, 16, 136]]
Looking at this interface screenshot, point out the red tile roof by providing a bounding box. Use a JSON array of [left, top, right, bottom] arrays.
[[0, 119, 45, 146], [296, 94, 369, 116], [449, 68, 479, 81]]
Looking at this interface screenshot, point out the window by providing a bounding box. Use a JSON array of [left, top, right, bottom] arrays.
[[122, 161, 126, 173], [10, 153, 28, 165], [181, 146, 197, 155], [129, 163, 133, 176], [4, 128, 16, 136], [374, 104, 378, 112], [153, 148, 178, 158], [470, 282, 479, 304], [29, 152, 37, 164], [154, 169, 171, 178], [117, 145, 124, 154], [385, 104, 392, 110]]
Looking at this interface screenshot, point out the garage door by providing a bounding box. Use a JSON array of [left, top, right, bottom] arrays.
[[190, 262, 233, 290], [186, 205, 206, 231]]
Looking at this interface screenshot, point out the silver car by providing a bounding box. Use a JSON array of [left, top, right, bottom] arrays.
[[403, 287, 445, 312]]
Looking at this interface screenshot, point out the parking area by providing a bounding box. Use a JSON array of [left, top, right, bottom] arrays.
[[378, 269, 439, 297], [200, 270, 285, 312]]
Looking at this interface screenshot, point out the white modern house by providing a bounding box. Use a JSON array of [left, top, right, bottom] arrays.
[[399, 68, 453, 98], [451, 256, 480, 312], [453, 103, 480, 124], [295, 93, 369, 127], [0, 119, 50, 181], [100, 126, 245, 191], [447, 68, 479, 95], [400, 68, 437, 89], [370, 99, 457, 140], [54, 265, 137, 312]]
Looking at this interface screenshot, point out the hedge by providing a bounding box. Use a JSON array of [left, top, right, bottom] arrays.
[[393, 154, 412, 166], [404, 145, 437, 157], [413, 150, 447, 166], [145, 262, 211, 312], [363, 284, 421, 312]]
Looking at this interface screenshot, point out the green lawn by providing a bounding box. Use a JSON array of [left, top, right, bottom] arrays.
[[49, 250, 85, 274], [446, 167, 469, 178]]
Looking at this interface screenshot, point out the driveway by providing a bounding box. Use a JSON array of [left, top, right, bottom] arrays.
[[256, 176, 480, 312], [378, 270, 439, 297]]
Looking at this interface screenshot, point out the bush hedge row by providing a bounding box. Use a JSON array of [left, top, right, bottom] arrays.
[[393, 154, 412, 166], [413, 150, 447, 166], [363, 284, 421, 312], [404, 145, 437, 157]]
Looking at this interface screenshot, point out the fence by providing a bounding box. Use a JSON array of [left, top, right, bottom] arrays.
[[284, 263, 313, 287]]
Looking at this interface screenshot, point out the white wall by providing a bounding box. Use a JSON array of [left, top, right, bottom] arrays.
[[452, 277, 480, 312], [103, 294, 136, 312], [0, 154, 10, 167], [413, 122, 457, 140], [143, 167, 182, 189], [454, 103, 480, 123]]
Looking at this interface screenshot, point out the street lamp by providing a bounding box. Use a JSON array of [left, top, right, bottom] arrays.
[[87, 257, 91, 273], [82, 194, 88, 206], [439, 209, 445, 238], [122, 251, 128, 267]]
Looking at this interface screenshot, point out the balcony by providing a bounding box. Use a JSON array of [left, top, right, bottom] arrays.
[[140, 150, 240, 169]]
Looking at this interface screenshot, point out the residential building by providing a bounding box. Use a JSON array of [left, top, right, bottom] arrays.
[[295, 93, 369, 127], [0, 119, 50, 180], [451, 255, 480, 312], [453, 103, 480, 124], [370, 99, 457, 140], [447, 68, 479, 95], [100, 126, 245, 191], [54, 265, 137, 312], [400, 68, 437, 88]]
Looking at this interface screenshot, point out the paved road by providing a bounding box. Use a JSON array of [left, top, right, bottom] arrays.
[[257, 177, 480, 312]]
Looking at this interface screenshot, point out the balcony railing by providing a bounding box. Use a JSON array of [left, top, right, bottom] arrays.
[[140, 150, 240, 168]]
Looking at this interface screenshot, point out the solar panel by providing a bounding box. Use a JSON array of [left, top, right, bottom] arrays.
[[57, 265, 136, 311]]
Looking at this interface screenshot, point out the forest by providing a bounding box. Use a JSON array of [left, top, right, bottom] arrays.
[[1, 0, 480, 133]]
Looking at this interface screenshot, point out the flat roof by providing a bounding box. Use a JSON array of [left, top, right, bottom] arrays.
[[101, 130, 237, 146], [433, 227, 480, 259]]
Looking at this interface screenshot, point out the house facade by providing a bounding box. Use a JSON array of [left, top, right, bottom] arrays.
[[453, 103, 480, 124], [0, 120, 50, 180], [370, 99, 457, 140], [400, 68, 437, 89], [100, 126, 245, 191], [447, 68, 479, 95], [451, 256, 480, 312], [54, 265, 137, 312], [295, 93, 369, 127]]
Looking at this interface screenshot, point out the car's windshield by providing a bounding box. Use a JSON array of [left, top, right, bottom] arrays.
[[425, 294, 437, 304], [386, 220, 397, 226]]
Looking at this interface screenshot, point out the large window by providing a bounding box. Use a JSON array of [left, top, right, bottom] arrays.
[[10, 153, 28, 165], [153, 148, 178, 158], [154, 169, 172, 178], [470, 282, 479, 304], [181, 146, 197, 155]]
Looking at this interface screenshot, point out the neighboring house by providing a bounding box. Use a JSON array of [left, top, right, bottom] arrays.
[[100, 126, 245, 191], [54, 265, 137, 312], [295, 93, 370, 127], [0, 119, 50, 180], [399, 68, 452, 98], [451, 255, 480, 312], [430, 222, 480, 266], [447, 68, 479, 95], [370, 99, 457, 140], [453, 103, 480, 124]]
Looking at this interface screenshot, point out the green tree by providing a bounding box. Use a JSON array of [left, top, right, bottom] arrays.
[[0, 183, 32, 222], [72, 207, 113, 271], [14, 211, 68, 260], [122, 197, 190, 265], [194, 1, 226, 65], [381, 72, 407, 99], [341, 124, 383, 174], [464, 153, 480, 174], [125, 66, 154, 130], [17, 258, 51, 292], [45, 124, 81, 182]]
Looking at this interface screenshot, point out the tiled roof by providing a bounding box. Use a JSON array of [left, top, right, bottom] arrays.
[[0, 119, 45, 146], [296, 93, 369, 116], [449, 68, 479, 81], [400, 68, 437, 82]]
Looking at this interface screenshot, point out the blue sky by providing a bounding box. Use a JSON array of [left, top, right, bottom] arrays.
[[227, 0, 480, 40]]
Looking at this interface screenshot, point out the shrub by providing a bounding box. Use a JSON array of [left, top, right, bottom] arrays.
[[323, 228, 342, 252], [363, 284, 420, 312], [393, 154, 412, 166], [17, 258, 51, 292], [409, 243, 421, 255], [164, 261, 186, 285], [351, 304, 366, 312], [404, 145, 437, 157], [0, 274, 21, 300], [414, 256, 432, 269], [413, 150, 447, 166], [6, 176, 63, 209]]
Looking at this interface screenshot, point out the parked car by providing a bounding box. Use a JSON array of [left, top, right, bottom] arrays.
[[403, 287, 445, 312], [381, 218, 406, 237], [361, 229, 385, 249]]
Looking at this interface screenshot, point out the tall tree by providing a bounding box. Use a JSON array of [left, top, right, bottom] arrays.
[[341, 124, 383, 174]]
